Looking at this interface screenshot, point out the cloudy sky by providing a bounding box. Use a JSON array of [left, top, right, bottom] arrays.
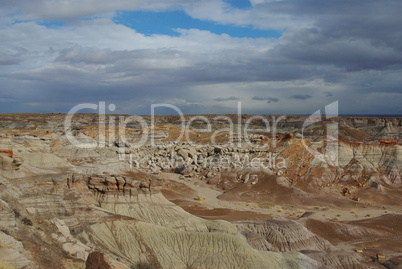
[[0, 0, 401, 115]]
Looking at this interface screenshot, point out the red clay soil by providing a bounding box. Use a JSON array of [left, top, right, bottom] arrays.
[[86, 252, 114, 269], [161, 180, 197, 200], [303, 214, 402, 261], [217, 172, 366, 209], [348, 214, 402, 236], [181, 205, 272, 221], [161, 180, 272, 221]]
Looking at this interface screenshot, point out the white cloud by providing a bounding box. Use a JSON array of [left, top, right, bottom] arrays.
[[0, 0, 401, 115], [2, 0, 192, 21], [1, 0, 309, 30], [184, 1, 308, 30]]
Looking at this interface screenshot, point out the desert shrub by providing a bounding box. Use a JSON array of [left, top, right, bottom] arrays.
[[12, 209, 20, 218], [21, 217, 33, 226]]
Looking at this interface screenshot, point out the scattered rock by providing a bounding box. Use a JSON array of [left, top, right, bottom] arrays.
[[62, 242, 89, 261], [52, 218, 71, 238], [26, 207, 37, 216], [377, 253, 386, 260]]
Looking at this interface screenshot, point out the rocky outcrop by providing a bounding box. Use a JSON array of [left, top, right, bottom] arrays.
[[82, 173, 236, 232], [337, 143, 401, 186], [86, 174, 156, 197]]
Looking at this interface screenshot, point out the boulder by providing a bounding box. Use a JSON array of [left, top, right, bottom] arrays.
[[62, 242, 89, 261], [214, 147, 223, 155], [52, 218, 71, 238], [176, 146, 197, 160], [85, 251, 129, 269], [243, 174, 250, 183]]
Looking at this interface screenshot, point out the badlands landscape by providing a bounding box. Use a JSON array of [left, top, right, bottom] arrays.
[[0, 113, 401, 269]]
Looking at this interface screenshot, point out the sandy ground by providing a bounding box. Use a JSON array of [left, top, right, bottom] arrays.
[[162, 172, 402, 222]]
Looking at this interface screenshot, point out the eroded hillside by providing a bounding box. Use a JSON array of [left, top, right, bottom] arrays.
[[0, 114, 401, 268]]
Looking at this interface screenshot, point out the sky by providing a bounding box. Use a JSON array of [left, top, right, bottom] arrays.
[[0, 0, 401, 115]]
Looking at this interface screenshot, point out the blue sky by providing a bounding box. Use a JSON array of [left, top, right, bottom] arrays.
[[224, 0, 252, 9], [0, 0, 401, 115], [113, 10, 281, 38]]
